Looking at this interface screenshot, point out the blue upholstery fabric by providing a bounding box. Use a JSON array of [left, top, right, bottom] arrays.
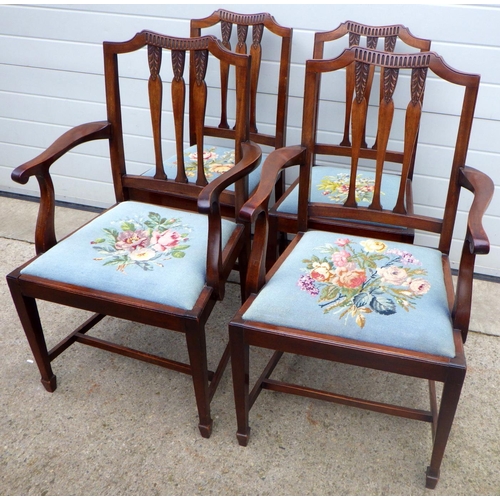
[[277, 165, 402, 214], [243, 230, 455, 358], [21, 201, 238, 311], [141, 144, 263, 194]]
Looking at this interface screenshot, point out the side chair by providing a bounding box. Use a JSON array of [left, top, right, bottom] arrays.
[[229, 47, 493, 488], [7, 31, 261, 438], [268, 21, 432, 269]]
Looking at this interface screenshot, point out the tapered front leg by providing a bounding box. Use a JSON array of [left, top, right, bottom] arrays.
[[229, 323, 250, 445], [185, 326, 213, 438], [7, 275, 57, 392], [426, 369, 466, 489]]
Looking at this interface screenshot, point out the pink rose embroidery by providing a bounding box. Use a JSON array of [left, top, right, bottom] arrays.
[[332, 250, 351, 268], [151, 229, 182, 252], [115, 230, 150, 251], [408, 278, 431, 295]]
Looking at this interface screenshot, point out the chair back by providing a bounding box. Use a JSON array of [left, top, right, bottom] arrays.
[[103, 31, 252, 213], [314, 21, 431, 152], [191, 9, 293, 151], [297, 47, 480, 255]]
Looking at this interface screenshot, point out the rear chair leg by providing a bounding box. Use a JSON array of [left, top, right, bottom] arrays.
[[7, 276, 57, 392], [185, 327, 213, 438], [426, 371, 466, 489], [229, 324, 250, 445]]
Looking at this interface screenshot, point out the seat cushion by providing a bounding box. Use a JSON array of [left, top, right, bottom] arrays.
[[276, 165, 402, 214], [242, 230, 455, 358], [21, 201, 237, 311], [141, 144, 263, 194]]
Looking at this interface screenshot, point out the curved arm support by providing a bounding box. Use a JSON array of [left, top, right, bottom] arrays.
[[11, 121, 111, 255], [452, 166, 494, 342], [198, 141, 262, 300], [459, 166, 494, 255], [239, 145, 306, 224], [239, 145, 306, 295]]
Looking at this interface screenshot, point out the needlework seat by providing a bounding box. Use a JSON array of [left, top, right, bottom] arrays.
[[242, 230, 454, 358], [20, 201, 237, 311]]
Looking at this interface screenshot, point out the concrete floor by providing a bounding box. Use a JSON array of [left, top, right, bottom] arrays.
[[1, 194, 499, 495]]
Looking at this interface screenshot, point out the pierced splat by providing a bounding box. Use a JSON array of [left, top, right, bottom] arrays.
[[346, 49, 430, 216], [314, 21, 431, 151], [190, 9, 292, 153]]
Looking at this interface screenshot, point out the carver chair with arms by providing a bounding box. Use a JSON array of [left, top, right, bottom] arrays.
[[229, 47, 493, 487], [268, 22, 432, 268], [7, 31, 261, 438], [190, 9, 293, 202]]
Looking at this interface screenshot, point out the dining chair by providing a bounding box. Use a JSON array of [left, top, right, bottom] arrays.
[[7, 31, 261, 438], [229, 46, 493, 488]]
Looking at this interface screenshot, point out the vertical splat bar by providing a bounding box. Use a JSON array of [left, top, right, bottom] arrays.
[[362, 35, 378, 149], [148, 45, 166, 180], [192, 48, 209, 186], [218, 21, 232, 129], [374, 35, 398, 151], [369, 67, 398, 211], [394, 66, 427, 214], [345, 60, 369, 208], [340, 32, 361, 147], [171, 49, 188, 183], [249, 24, 264, 134]]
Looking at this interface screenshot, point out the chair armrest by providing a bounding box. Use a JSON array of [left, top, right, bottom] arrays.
[[12, 121, 111, 184], [197, 141, 262, 215], [239, 145, 306, 224], [197, 141, 262, 299], [459, 166, 494, 255], [453, 166, 494, 342], [11, 121, 111, 254], [239, 145, 306, 295]]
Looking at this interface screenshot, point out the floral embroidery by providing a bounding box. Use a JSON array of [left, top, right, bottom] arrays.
[[91, 212, 191, 272], [297, 238, 430, 328], [183, 147, 235, 179], [317, 173, 383, 203]]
